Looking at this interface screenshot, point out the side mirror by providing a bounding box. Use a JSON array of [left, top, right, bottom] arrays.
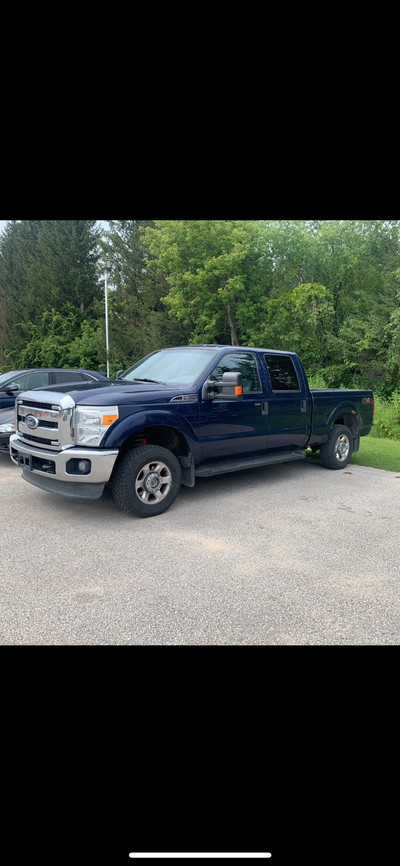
[[5, 383, 19, 394], [116, 370, 124, 379], [202, 371, 243, 401]]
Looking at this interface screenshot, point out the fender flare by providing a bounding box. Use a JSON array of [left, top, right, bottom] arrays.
[[103, 408, 201, 461]]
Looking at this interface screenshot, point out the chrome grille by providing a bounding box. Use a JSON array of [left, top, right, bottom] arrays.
[[16, 391, 76, 451]]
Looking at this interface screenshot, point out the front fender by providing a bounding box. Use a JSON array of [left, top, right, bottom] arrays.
[[102, 408, 201, 460]]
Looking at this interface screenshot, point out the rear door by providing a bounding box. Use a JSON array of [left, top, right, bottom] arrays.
[[25, 371, 52, 390], [262, 353, 312, 450]]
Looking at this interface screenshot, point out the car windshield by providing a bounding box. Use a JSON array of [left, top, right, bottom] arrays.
[[0, 371, 19, 386], [121, 348, 218, 386]]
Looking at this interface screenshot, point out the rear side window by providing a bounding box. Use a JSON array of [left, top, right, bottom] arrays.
[[264, 354, 300, 391], [209, 352, 261, 393], [54, 371, 87, 384], [25, 372, 50, 389]]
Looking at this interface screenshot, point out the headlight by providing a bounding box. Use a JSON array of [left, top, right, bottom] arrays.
[[75, 405, 119, 446], [0, 422, 15, 433]]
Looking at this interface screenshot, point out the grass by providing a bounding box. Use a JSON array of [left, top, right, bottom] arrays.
[[307, 436, 400, 473], [350, 436, 400, 473]]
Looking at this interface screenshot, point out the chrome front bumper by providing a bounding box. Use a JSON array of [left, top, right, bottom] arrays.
[[10, 434, 119, 500]]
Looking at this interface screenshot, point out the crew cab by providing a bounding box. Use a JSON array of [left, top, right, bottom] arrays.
[[9, 345, 374, 518]]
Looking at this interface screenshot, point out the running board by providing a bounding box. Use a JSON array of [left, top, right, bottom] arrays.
[[195, 449, 306, 478]]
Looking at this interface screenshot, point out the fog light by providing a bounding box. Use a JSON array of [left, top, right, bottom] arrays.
[[66, 458, 91, 475]]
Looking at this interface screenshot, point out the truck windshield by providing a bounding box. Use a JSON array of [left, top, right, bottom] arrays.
[[121, 348, 218, 386]]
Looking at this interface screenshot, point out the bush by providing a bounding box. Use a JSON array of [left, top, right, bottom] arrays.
[[307, 372, 328, 389], [370, 392, 400, 440]]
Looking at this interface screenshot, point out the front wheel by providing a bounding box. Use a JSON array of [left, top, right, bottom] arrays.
[[319, 424, 353, 470], [111, 445, 182, 517]]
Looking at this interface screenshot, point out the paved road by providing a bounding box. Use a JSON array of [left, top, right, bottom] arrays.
[[1, 454, 399, 644]]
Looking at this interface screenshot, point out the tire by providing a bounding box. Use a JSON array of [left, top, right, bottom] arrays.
[[319, 424, 353, 470], [111, 445, 182, 517]]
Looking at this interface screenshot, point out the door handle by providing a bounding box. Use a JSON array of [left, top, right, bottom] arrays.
[[300, 399, 307, 412], [261, 401, 269, 415]]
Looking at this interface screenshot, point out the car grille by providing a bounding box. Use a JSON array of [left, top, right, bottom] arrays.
[[16, 391, 76, 451]]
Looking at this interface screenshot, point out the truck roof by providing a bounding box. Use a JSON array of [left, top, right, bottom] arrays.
[[167, 344, 299, 356]]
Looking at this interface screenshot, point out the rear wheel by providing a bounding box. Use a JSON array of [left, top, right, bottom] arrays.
[[111, 445, 182, 517], [319, 424, 353, 470]]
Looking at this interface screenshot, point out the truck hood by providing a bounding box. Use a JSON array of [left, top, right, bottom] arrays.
[[29, 379, 195, 406]]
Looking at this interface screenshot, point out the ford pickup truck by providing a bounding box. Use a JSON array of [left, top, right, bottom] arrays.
[[9, 345, 374, 518]]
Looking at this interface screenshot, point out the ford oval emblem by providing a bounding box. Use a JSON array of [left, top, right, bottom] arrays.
[[25, 414, 39, 430]]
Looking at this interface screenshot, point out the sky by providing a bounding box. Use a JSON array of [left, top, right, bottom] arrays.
[[0, 220, 108, 235]]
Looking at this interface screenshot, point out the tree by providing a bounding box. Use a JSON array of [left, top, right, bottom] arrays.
[[29, 220, 102, 316], [247, 220, 400, 389], [0, 220, 43, 364], [0, 220, 103, 369], [1, 218, 400, 394], [316, 221, 400, 389], [143, 220, 273, 345], [98, 220, 190, 371]]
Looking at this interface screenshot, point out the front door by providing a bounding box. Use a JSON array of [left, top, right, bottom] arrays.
[[195, 351, 270, 461], [0, 371, 51, 409]]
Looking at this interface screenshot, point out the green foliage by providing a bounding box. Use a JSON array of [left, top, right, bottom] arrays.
[[307, 371, 328, 389], [1, 219, 400, 413], [2, 307, 104, 371], [0, 220, 103, 368], [370, 393, 400, 440], [65, 320, 105, 371], [253, 282, 335, 368], [0, 220, 43, 362], [97, 220, 190, 371], [143, 220, 272, 345], [253, 220, 400, 393]]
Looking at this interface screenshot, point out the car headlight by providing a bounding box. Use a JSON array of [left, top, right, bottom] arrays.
[[0, 422, 15, 433], [75, 405, 119, 446]]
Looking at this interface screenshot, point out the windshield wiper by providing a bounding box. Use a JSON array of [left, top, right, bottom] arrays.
[[132, 377, 166, 385]]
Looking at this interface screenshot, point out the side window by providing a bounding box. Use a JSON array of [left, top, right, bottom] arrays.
[[209, 352, 261, 393], [264, 354, 300, 391], [25, 372, 50, 389], [54, 371, 85, 384]]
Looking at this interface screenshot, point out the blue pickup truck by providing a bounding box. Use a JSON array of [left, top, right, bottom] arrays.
[[9, 345, 374, 518]]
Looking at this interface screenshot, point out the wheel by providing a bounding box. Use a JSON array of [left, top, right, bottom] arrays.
[[111, 445, 182, 517], [319, 424, 353, 470]]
